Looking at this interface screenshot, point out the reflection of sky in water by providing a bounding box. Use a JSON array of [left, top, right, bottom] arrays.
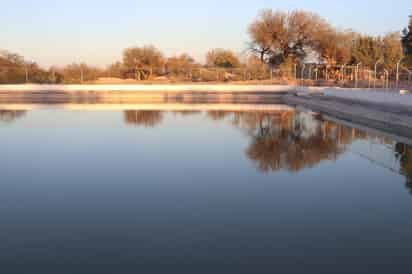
[[1, 109, 412, 274]]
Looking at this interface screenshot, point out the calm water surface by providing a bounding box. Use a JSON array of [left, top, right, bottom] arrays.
[[1, 107, 412, 274]]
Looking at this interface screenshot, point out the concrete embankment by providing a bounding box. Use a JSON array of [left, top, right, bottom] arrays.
[[1, 84, 412, 139], [0, 84, 296, 93], [284, 93, 412, 139], [297, 86, 412, 107]]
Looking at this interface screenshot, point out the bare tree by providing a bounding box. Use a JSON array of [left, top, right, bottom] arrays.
[[62, 63, 102, 84], [106, 62, 125, 78], [166, 53, 197, 79], [206, 49, 241, 68], [382, 32, 403, 70], [317, 30, 354, 65], [123, 45, 164, 80], [248, 9, 335, 66]]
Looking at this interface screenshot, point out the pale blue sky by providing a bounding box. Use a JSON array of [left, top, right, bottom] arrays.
[[1, 0, 411, 67]]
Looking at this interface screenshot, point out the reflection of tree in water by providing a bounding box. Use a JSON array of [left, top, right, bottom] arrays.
[[248, 113, 344, 172], [229, 111, 358, 173], [395, 143, 412, 193], [173, 111, 202, 116], [124, 111, 163, 127], [207, 111, 232, 121], [203, 110, 347, 172], [120, 109, 412, 191], [0, 110, 26, 123]]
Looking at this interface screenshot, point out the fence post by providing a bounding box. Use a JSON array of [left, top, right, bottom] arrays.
[[340, 65, 345, 81], [374, 59, 383, 89], [368, 71, 371, 88], [355, 62, 361, 88], [301, 65, 305, 86], [387, 71, 390, 89], [396, 61, 400, 88], [396, 57, 407, 89], [383, 69, 388, 89], [25, 65, 29, 83]]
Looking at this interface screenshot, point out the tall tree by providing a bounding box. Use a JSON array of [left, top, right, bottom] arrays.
[[248, 9, 334, 66], [382, 32, 403, 70], [351, 35, 384, 68], [351, 33, 402, 69], [317, 30, 354, 65], [402, 16, 412, 67]]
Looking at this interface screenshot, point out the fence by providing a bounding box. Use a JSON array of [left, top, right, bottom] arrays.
[[294, 63, 412, 90], [1, 61, 411, 90]]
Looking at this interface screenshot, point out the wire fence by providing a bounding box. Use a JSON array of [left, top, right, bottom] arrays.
[[1, 62, 411, 90]]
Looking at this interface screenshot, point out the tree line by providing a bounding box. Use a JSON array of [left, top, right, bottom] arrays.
[[249, 10, 411, 70], [1, 10, 411, 84], [0, 46, 258, 83]]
